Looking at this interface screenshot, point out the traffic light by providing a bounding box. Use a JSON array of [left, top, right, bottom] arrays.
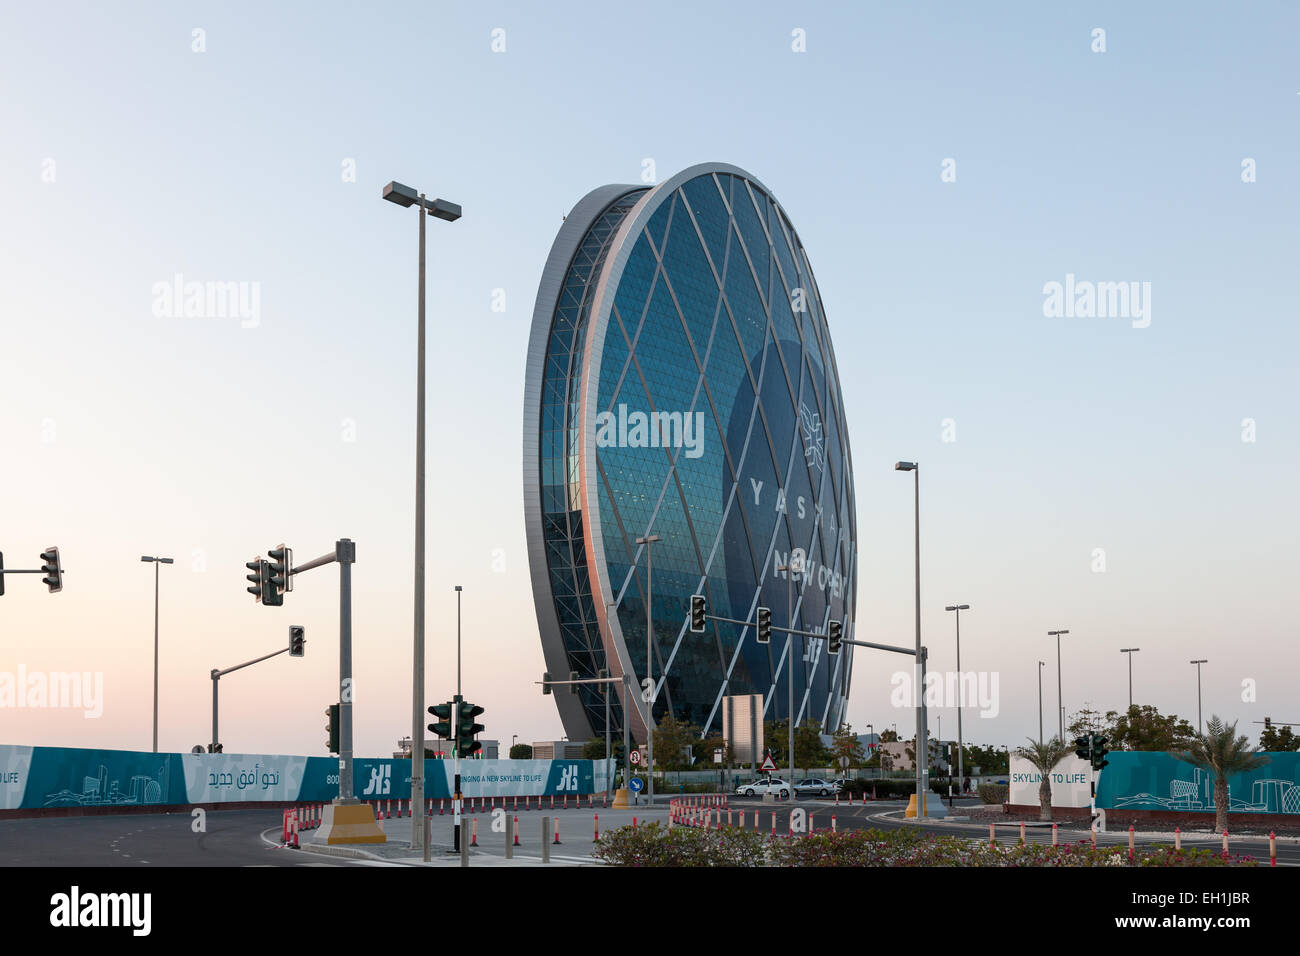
[[690, 594, 707, 632], [208, 743, 223, 754], [541, 671, 552, 695], [245, 558, 266, 602], [428, 701, 453, 740], [756, 606, 771, 644], [1090, 734, 1110, 771], [827, 619, 842, 655], [39, 547, 62, 593], [1265, 717, 1272, 731], [267, 544, 292, 601], [1074, 735, 1090, 761], [456, 698, 485, 757], [326, 703, 340, 754], [568, 670, 579, 695], [289, 625, 305, 657]]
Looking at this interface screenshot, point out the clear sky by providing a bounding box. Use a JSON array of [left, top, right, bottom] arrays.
[[1, 1, 1296, 758]]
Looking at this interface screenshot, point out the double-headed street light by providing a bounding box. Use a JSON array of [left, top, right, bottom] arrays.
[[1047, 629, 1069, 741], [944, 604, 970, 788], [140, 555, 174, 752], [382, 179, 461, 861], [1120, 648, 1140, 709]]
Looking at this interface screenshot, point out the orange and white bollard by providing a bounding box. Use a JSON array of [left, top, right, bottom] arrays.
[[1091, 827, 1097, 848], [832, 814, 837, 833], [1175, 826, 1181, 851], [1269, 831, 1276, 867], [1129, 825, 1136, 860], [439, 799, 445, 815], [989, 823, 996, 847], [1052, 823, 1058, 846], [550, 794, 555, 810], [512, 815, 520, 846], [563, 794, 568, 810], [1222, 829, 1229, 856], [470, 818, 479, 846], [594, 814, 600, 842], [1019, 822, 1026, 844], [772, 812, 777, 838]]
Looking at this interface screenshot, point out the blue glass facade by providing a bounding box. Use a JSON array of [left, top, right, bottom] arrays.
[[525, 164, 857, 743]]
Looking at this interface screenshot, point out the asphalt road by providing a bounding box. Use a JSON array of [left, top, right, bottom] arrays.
[[0, 810, 385, 867], [5, 798, 1295, 866]]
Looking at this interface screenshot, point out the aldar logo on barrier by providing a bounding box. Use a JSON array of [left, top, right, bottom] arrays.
[[362, 764, 391, 796], [557, 764, 580, 791]]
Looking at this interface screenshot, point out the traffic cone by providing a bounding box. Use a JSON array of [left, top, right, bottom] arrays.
[[552, 819, 562, 845], [470, 818, 478, 847], [512, 816, 520, 846]]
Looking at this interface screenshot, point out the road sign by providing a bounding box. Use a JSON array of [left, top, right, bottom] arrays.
[[838, 755, 851, 770], [759, 752, 778, 772], [629, 777, 644, 792], [630, 749, 642, 765], [713, 749, 724, 765]]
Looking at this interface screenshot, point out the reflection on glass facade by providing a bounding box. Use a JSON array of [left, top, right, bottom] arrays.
[[524, 163, 856, 744]]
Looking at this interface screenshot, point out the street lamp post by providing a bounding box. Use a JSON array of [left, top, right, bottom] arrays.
[[382, 179, 461, 861], [1191, 659, 1208, 733], [777, 548, 807, 795], [1120, 648, 1140, 710], [140, 556, 173, 752], [636, 534, 661, 802], [1037, 661, 1045, 744], [1047, 630, 1069, 741], [895, 461, 926, 816], [944, 604, 970, 791]]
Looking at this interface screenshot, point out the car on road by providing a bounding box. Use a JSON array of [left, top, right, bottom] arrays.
[[735, 778, 790, 799], [793, 778, 840, 797]]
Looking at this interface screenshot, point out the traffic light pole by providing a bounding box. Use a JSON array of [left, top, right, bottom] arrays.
[[287, 539, 358, 805], [209, 645, 292, 752]]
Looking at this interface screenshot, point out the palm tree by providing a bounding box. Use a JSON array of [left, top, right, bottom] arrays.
[[1012, 736, 1075, 821], [1169, 715, 1271, 832]]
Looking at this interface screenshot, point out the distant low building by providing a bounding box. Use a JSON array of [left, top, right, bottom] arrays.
[[532, 740, 585, 760]]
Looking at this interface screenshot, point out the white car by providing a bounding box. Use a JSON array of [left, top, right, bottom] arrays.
[[794, 777, 840, 797], [736, 778, 790, 799]]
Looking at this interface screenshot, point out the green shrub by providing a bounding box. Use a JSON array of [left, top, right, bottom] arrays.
[[978, 783, 1008, 804], [594, 824, 1259, 867]]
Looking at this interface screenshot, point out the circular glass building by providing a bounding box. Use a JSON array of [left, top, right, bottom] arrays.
[[523, 162, 857, 745]]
